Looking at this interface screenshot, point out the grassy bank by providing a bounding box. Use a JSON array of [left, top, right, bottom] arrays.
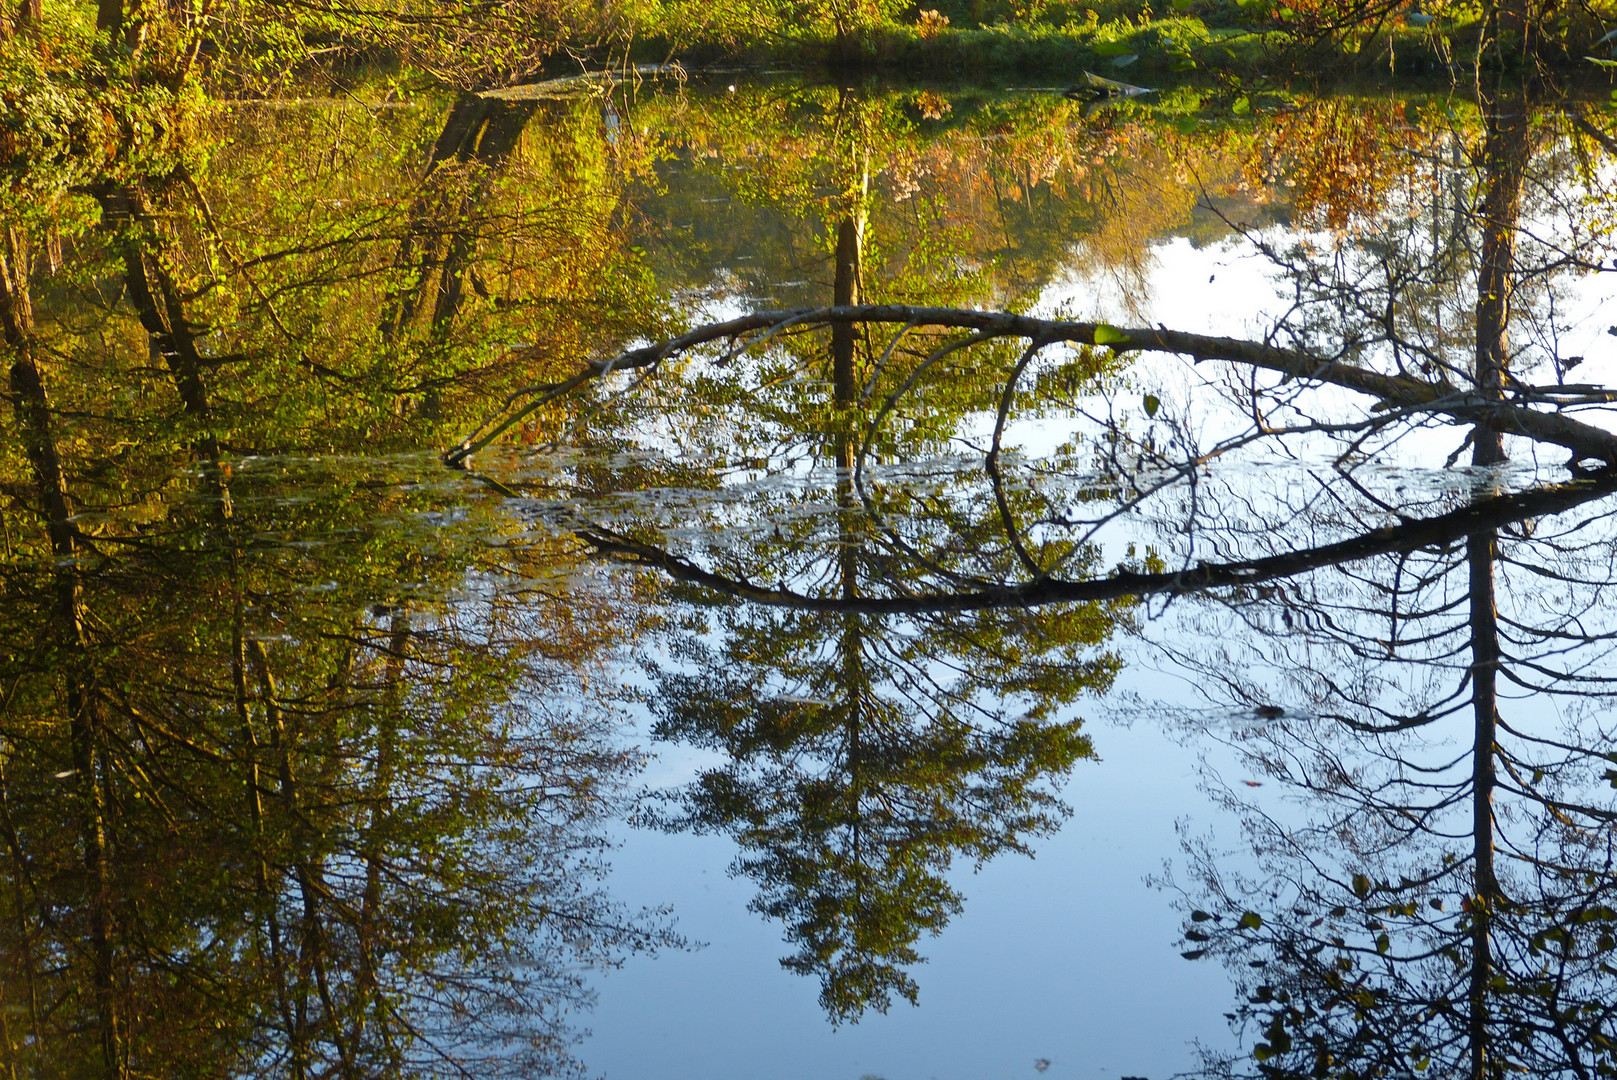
[[622, 2, 1603, 85]]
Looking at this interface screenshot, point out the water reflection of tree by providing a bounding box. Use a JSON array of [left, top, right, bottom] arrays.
[[597, 427, 1617, 1036], [646, 574, 1121, 1022], [633, 295, 1127, 1024], [0, 89, 679, 1078], [0, 460, 672, 1078], [634, 82, 1244, 316], [1127, 87, 1617, 1080], [458, 81, 1617, 1049], [1151, 471, 1617, 1080]]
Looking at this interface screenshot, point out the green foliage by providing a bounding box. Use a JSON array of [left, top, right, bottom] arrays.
[[0, 456, 670, 1076], [650, 597, 1118, 1022], [207, 0, 619, 93], [0, 27, 194, 211], [0, 84, 684, 1078]]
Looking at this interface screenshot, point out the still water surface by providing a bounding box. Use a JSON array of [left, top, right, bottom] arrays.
[[5, 75, 1617, 1080]]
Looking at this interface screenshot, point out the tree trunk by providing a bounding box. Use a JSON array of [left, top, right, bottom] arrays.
[[1465, 121, 1527, 1066], [98, 188, 222, 460], [0, 227, 33, 348], [1466, 526, 1501, 1080], [831, 217, 861, 403], [3, 239, 122, 1080], [1472, 97, 1531, 468], [95, 0, 121, 35], [350, 613, 408, 1063], [382, 97, 536, 347]]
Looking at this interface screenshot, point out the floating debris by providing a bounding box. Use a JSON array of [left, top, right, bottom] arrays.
[[1063, 70, 1154, 101], [480, 63, 681, 100]]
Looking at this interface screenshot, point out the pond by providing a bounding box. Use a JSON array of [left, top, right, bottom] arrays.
[[4, 73, 1617, 1080]]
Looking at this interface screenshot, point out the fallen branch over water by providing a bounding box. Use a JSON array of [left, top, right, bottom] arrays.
[[443, 304, 1617, 467], [576, 472, 1617, 613]]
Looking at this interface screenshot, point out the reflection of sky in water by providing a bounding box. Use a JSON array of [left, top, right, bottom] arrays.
[[1051, 231, 1617, 452], [575, 147, 1617, 1076], [14, 82, 1617, 1080], [587, 676, 1243, 1080], [575, 236, 1304, 1080]]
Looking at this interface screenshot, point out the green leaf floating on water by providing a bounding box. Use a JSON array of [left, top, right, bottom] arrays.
[[1093, 324, 1130, 345]]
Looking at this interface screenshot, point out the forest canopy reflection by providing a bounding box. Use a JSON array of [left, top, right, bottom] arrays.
[[1, 83, 672, 1078], [9, 19, 1617, 1074], [458, 75, 1617, 1073]]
